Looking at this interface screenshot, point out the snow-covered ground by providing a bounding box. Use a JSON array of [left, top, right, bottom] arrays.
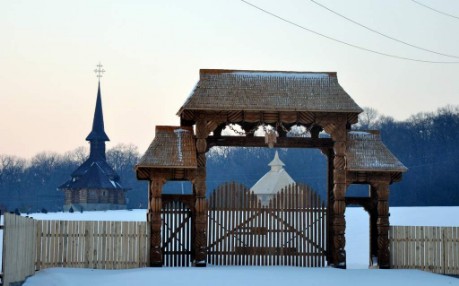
[[23, 266, 459, 286], [1, 207, 458, 286]]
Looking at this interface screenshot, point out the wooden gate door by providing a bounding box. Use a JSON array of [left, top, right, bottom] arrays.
[[161, 195, 193, 266], [207, 182, 327, 266]]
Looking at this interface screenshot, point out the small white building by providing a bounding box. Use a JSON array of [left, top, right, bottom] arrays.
[[251, 151, 295, 206]]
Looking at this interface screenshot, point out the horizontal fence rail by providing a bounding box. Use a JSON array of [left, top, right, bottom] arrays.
[[390, 226, 459, 275], [35, 220, 149, 270]]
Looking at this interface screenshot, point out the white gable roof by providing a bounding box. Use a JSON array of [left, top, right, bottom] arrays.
[[251, 151, 295, 196]]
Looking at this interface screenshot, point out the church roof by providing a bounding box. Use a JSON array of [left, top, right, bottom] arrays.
[[251, 151, 295, 196], [136, 126, 197, 169], [86, 82, 110, 142], [59, 162, 124, 190], [346, 131, 408, 173], [178, 69, 363, 115], [71, 158, 118, 178]]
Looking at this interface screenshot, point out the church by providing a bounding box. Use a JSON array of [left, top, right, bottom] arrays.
[[251, 151, 295, 206], [59, 67, 127, 211]]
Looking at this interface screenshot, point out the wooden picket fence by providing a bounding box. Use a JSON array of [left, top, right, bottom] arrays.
[[35, 219, 149, 270], [2, 213, 37, 286], [390, 226, 459, 275], [1, 214, 149, 286]]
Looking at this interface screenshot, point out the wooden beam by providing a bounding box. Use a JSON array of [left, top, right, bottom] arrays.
[[207, 136, 334, 149], [345, 197, 373, 213]]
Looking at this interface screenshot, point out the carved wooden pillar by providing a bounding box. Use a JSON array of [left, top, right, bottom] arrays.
[[194, 118, 208, 266], [321, 147, 335, 265], [369, 185, 378, 266], [373, 180, 391, 268], [148, 175, 164, 267], [329, 120, 348, 268]]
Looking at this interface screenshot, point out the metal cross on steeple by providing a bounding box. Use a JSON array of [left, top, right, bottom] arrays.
[[94, 63, 105, 80]]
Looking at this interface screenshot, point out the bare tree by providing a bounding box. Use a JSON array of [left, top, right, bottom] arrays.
[[354, 107, 380, 130], [106, 143, 140, 175], [0, 154, 26, 186], [63, 146, 88, 164]]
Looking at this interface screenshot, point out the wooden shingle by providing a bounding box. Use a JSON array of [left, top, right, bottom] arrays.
[[137, 126, 197, 169], [346, 131, 407, 172]]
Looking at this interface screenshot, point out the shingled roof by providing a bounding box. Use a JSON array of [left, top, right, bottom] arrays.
[[137, 126, 197, 169], [346, 131, 407, 173], [178, 69, 363, 114], [59, 162, 124, 190]]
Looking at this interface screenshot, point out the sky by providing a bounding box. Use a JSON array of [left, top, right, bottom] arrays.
[[1, 0, 459, 158]]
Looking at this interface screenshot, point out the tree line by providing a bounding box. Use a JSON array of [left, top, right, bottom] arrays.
[[0, 144, 147, 213], [1, 105, 458, 212]]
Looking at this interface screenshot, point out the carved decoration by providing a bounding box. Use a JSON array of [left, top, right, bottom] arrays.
[[372, 180, 391, 268], [327, 118, 348, 267]]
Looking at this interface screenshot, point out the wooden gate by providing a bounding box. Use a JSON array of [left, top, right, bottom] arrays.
[[161, 195, 193, 267], [207, 182, 327, 266]]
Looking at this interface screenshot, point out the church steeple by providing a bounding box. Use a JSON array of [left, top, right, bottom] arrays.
[[268, 151, 285, 172], [86, 63, 109, 160], [58, 63, 127, 212], [86, 81, 110, 142]]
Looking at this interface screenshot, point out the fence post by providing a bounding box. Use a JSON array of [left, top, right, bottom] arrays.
[[442, 227, 446, 275]]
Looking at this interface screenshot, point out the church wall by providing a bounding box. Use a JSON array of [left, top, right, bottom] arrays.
[[63, 188, 127, 211]]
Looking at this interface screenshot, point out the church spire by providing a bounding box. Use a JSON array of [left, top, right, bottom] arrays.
[[85, 81, 110, 142], [86, 63, 109, 160], [268, 151, 285, 172]]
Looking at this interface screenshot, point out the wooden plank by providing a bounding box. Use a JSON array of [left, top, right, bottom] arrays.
[[112, 221, 119, 269], [232, 183, 237, 266], [238, 184, 243, 266], [412, 226, 418, 270], [100, 221, 107, 269], [445, 227, 452, 274], [127, 221, 133, 269], [2, 214, 36, 286], [223, 184, 228, 266], [454, 227, 459, 275], [35, 220, 43, 270], [416, 226, 427, 270]]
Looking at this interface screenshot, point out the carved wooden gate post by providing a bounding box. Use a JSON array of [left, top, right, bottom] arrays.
[[194, 118, 208, 266], [148, 175, 164, 267], [321, 147, 335, 264], [328, 119, 348, 268], [369, 185, 379, 266], [373, 178, 391, 268]]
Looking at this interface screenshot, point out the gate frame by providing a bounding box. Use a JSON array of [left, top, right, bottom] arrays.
[[207, 182, 327, 266], [136, 69, 407, 268], [161, 194, 194, 267]]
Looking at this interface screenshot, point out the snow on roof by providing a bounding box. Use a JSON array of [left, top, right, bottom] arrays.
[[230, 71, 329, 78]]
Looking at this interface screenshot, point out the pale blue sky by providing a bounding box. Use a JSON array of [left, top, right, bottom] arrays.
[[1, 0, 459, 158]]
